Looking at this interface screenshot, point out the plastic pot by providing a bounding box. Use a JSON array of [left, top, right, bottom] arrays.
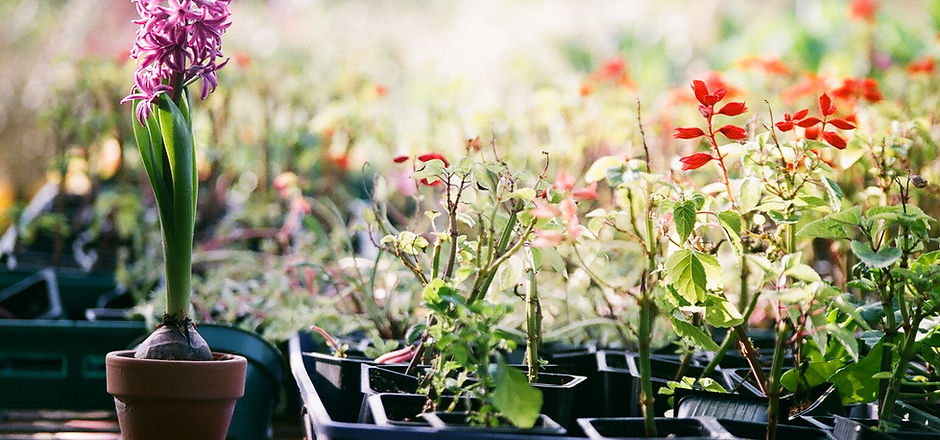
[[576, 416, 733, 440], [199, 324, 285, 440], [717, 418, 833, 440], [423, 411, 566, 436], [0, 268, 63, 319], [0, 319, 147, 409], [596, 351, 728, 417], [363, 393, 433, 427], [674, 388, 776, 423]]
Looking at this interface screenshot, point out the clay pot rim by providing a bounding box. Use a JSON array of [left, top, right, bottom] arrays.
[[107, 349, 246, 364]]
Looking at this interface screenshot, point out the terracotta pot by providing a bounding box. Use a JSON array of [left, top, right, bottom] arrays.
[[106, 350, 247, 440]]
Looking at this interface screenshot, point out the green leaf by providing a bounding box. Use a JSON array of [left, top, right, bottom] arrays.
[[702, 294, 745, 328], [739, 178, 762, 213], [156, 95, 196, 313], [823, 177, 843, 211], [718, 210, 742, 255], [785, 263, 822, 283], [665, 250, 719, 303], [780, 360, 843, 392], [797, 206, 862, 239], [830, 341, 889, 404], [585, 155, 625, 183], [850, 241, 901, 269], [670, 317, 720, 351], [509, 188, 536, 201], [411, 159, 447, 185], [673, 200, 697, 244], [491, 361, 542, 428]]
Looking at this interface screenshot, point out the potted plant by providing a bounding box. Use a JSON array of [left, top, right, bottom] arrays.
[[104, 2, 246, 439]]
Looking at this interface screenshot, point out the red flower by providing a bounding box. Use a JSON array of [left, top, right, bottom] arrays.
[[393, 154, 410, 163], [819, 93, 836, 116], [775, 108, 810, 132], [718, 124, 747, 140], [797, 117, 822, 128], [908, 57, 936, 75], [679, 152, 715, 171], [553, 169, 576, 192], [827, 118, 856, 130], [417, 152, 449, 167], [415, 152, 449, 186], [804, 125, 821, 140], [572, 182, 598, 200], [833, 78, 883, 103], [717, 101, 748, 116], [674, 127, 706, 139], [849, 0, 877, 22], [822, 131, 847, 149]]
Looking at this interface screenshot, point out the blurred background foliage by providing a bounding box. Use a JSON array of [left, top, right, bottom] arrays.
[[1, 0, 938, 342]]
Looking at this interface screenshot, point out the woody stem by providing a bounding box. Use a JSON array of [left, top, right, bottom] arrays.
[[707, 115, 737, 210]]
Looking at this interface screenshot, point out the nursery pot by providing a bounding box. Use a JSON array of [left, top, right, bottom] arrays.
[[105, 350, 247, 440]]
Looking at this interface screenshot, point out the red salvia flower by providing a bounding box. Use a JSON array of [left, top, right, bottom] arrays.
[[780, 93, 855, 149], [775, 109, 810, 132], [908, 57, 936, 75], [819, 93, 836, 116], [822, 131, 848, 149], [717, 101, 748, 116], [679, 152, 715, 171], [417, 152, 450, 167], [674, 127, 706, 139], [849, 0, 877, 22], [718, 124, 747, 140], [832, 78, 883, 103]]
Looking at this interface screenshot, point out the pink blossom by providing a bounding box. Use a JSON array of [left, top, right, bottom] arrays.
[[532, 229, 564, 248], [553, 169, 576, 192], [122, 0, 232, 125]]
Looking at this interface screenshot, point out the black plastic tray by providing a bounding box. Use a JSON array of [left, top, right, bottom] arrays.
[[289, 331, 592, 440]]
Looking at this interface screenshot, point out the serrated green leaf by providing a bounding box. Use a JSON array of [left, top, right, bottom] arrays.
[[671, 316, 720, 351], [850, 241, 901, 269], [797, 206, 862, 239], [665, 250, 718, 303], [702, 294, 744, 327], [491, 361, 542, 428], [673, 200, 697, 245]]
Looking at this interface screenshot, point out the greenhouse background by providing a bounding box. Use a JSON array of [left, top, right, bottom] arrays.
[[1, 1, 938, 439]]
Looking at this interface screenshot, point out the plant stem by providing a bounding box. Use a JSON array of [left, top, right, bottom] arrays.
[[703, 286, 760, 378], [706, 114, 737, 210], [733, 324, 768, 394], [469, 209, 519, 304], [765, 320, 788, 440], [638, 271, 657, 438], [878, 314, 923, 430], [164, 238, 192, 320], [525, 262, 541, 383], [878, 274, 898, 408]]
